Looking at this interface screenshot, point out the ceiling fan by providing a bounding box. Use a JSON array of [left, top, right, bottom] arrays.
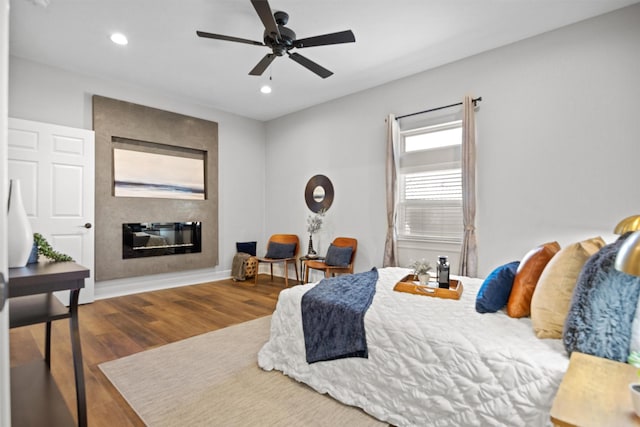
[[196, 0, 355, 79]]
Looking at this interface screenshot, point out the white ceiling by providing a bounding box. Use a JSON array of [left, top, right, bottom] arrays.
[[9, 0, 640, 121]]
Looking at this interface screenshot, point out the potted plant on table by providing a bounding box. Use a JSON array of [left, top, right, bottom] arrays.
[[409, 259, 432, 286], [306, 210, 324, 258], [30, 232, 74, 263]]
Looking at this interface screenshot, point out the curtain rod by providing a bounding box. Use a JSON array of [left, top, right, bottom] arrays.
[[395, 96, 482, 120]]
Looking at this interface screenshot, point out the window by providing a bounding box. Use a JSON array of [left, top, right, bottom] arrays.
[[397, 120, 463, 242]]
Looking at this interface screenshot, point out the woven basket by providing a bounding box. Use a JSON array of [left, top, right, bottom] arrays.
[[245, 256, 258, 278]]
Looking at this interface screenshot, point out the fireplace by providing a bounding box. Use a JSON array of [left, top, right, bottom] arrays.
[[122, 222, 202, 259]]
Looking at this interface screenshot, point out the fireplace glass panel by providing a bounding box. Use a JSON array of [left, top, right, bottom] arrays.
[[122, 222, 202, 259]]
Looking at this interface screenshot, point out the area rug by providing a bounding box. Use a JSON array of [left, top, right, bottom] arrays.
[[99, 316, 385, 426]]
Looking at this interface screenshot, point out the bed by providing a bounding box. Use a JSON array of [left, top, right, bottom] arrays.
[[258, 267, 569, 427]]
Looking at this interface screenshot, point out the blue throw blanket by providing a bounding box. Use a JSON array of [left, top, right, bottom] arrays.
[[301, 268, 378, 364]]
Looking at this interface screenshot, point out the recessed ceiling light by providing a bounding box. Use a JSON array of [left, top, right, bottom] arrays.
[[27, 0, 50, 7], [260, 85, 272, 94], [110, 33, 128, 46]]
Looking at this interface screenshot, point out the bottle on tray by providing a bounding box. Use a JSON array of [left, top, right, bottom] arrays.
[[437, 256, 450, 289]]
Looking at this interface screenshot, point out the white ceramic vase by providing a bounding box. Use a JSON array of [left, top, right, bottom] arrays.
[[8, 179, 33, 268]]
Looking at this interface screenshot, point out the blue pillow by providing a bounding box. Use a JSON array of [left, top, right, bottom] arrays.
[[236, 241, 257, 256], [563, 235, 640, 362], [475, 261, 520, 313], [265, 242, 296, 259], [325, 244, 353, 267]]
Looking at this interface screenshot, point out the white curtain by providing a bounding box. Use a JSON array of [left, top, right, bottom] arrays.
[[459, 95, 478, 277], [383, 114, 400, 267]]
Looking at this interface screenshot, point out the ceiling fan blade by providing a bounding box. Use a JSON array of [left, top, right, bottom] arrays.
[[288, 53, 333, 79], [293, 30, 355, 48], [249, 53, 276, 76], [196, 31, 265, 46], [250, 0, 281, 40]]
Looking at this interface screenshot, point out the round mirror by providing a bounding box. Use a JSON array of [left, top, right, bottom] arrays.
[[312, 186, 325, 202], [305, 175, 334, 213]]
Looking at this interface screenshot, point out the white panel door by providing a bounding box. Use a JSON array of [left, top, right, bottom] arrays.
[[8, 118, 95, 304]]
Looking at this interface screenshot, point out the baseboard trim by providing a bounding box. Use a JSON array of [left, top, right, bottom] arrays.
[[94, 268, 231, 300]]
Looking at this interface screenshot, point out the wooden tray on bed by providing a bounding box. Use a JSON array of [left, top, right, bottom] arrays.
[[393, 274, 463, 300]]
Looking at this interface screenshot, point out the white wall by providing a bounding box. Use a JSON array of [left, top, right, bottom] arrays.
[[8, 4, 640, 291], [265, 4, 640, 279], [9, 57, 267, 297]]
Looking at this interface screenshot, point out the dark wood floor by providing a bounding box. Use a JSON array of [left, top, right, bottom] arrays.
[[9, 274, 289, 426]]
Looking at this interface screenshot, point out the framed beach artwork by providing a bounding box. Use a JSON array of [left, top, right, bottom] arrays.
[[113, 147, 206, 200]]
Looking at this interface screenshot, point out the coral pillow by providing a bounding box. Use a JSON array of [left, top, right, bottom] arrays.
[[506, 241, 560, 318], [530, 237, 605, 338], [563, 235, 640, 362], [475, 261, 520, 313]]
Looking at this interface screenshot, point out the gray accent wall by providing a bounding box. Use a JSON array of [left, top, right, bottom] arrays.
[[93, 95, 218, 281]]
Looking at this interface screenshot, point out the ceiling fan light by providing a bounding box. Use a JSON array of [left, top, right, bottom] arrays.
[[110, 33, 129, 46], [260, 85, 272, 94], [197, 0, 355, 79]]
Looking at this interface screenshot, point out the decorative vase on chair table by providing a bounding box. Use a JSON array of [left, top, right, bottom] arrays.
[[307, 234, 317, 258], [7, 179, 33, 268]]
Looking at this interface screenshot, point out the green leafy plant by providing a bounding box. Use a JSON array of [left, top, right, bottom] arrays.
[[306, 210, 325, 235], [409, 259, 432, 275], [33, 232, 74, 262]]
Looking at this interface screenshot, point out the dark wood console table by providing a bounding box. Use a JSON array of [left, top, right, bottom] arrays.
[[8, 261, 89, 427]]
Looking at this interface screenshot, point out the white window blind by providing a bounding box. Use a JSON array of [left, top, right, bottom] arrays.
[[397, 121, 463, 243]]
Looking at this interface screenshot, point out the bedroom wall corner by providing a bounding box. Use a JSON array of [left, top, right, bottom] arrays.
[[264, 4, 640, 279], [8, 57, 267, 294]]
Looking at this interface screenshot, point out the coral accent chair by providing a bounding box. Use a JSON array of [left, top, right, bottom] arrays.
[[304, 237, 357, 283], [255, 234, 300, 287]]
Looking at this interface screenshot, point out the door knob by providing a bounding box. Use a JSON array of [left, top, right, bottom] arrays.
[[84, 223, 92, 229]]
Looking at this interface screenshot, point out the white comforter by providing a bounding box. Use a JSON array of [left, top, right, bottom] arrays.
[[258, 267, 569, 427]]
